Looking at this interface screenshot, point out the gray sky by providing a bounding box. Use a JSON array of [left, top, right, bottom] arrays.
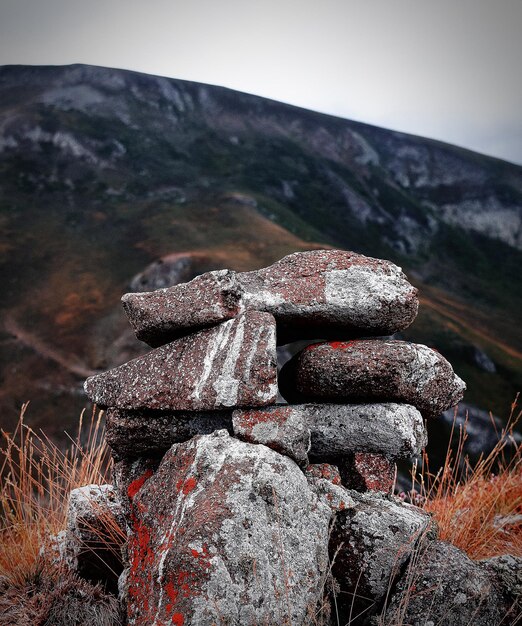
[[1, 0, 521, 164]]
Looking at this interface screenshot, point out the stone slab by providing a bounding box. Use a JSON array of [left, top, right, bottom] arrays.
[[105, 408, 233, 460], [279, 339, 466, 418], [84, 310, 278, 410], [234, 403, 427, 460]]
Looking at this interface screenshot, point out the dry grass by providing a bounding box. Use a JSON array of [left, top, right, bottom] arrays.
[[0, 403, 116, 586], [412, 396, 522, 559]]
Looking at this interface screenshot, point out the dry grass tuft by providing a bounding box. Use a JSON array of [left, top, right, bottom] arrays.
[[412, 396, 522, 559], [0, 403, 115, 586]]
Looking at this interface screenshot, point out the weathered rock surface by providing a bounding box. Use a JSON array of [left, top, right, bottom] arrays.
[[122, 250, 419, 346], [85, 311, 278, 410], [339, 452, 395, 493], [379, 541, 520, 626], [122, 269, 242, 346], [232, 405, 310, 465], [123, 430, 333, 626], [112, 457, 159, 521], [233, 403, 426, 461], [304, 463, 355, 513], [279, 339, 466, 418], [106, 407, 233, 460], [330, 491, 434, 620], [65, 484, 126, 590]]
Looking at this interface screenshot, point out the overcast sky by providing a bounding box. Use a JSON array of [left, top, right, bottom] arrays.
[[1, 0, 521, 164]]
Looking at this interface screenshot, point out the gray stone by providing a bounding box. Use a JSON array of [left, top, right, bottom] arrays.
[[65, 484, 126, 590], [84, 310, 278, 410], [105, 407, 233, 460], [232, 405, 310, 465], [233, 403, 426, 461], [330, 491, 434, 620], [379, 540, 520, 625], [112, 457, 159, 521], [304, 463, 355, 513], [122, 430, 333, 626], [279, 339, 466, 418], [122, 249, 419, 347]]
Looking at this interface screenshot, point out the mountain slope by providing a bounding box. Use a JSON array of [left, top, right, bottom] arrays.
[[0, 64, 520, 439]]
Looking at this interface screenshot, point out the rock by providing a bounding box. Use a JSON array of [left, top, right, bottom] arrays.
[[304, 463, 355, 513], [129, 252, 194, 293], [65, 484, 126, 591], [330, 492, 434, 621], [481, 554, 522, 600], [379, 540, 519, 626], [233, 403, 426, 461], [232, 405, 310, 466], [122, 269, 242, 347], [105, 407, 233, 460], [122, 430, 333, 626], [122, 249, 419, 347], [279, 339, 466, 418], [338, 453, 395, 493], [84, 311, 278, 410]]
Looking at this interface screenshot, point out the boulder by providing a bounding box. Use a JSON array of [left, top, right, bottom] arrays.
[[330, 491, 434, 621], [279, 339, 466, 418], [379, 540, 520, 625], [232, 405, 310, 465], [304, 463, 355, 513], [122, 430, 333, 626], [234, 403, 426, 461], [122, 249, 419, 346], [105, 407, 233, 460], [65, 484, 126, 591], [112, 457, 159, 520], [84, 311, 278, 410]]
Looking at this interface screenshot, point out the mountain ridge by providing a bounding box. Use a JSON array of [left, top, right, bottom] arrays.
[[0, 63, 520, 443]]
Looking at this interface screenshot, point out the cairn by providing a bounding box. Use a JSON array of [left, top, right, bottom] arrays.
[[84, 249, 470, 625]]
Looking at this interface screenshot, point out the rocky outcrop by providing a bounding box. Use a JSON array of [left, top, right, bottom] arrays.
[[78, 249, 477, 624]]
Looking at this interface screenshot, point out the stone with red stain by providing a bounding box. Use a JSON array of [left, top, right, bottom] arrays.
[[338, 453, 396, 493], [122, 269, 242, 347], [84, 311, 278, 411], [121, 429, 334, 626], [279, 339, 466, 418], [112, 457, 160, 520], [122, 249, 419, 347], [232, 403, 426, 460], [232, 405, 310, 465], [329, 491, 435, 622], [105, 407, 233, 460]]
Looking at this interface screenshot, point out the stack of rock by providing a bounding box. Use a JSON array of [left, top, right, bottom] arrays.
[[83, 250, 474, 625]]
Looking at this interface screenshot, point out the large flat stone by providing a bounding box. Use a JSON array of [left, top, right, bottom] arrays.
[[84, 311, 278, 410], [105, 408, 233, 460], [279, 339, 466, 418], [122, 430, 333, 626], [122, 269, 242, 347], [122, 249, 419, 346], [233, 403, 427, 461]]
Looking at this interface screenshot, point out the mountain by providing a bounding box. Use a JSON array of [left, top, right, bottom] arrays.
[[0, 64, 521, 449]]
